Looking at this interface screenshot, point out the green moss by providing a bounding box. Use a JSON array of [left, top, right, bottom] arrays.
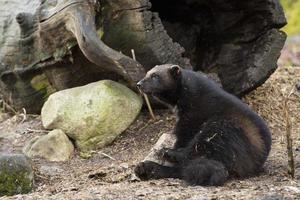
[[0, 155, 34, 196], [281, 0, 300, 35], [30, 74, 56, 99], [0, 170, 33, 196], [97, 28, 104, 39], [79, 151, 93, 159]]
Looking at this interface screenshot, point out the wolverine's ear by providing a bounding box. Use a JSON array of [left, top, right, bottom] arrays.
[[169, 65, 181, 78]]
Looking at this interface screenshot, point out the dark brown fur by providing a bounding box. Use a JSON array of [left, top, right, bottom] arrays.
[[135, 64, 271, 186]]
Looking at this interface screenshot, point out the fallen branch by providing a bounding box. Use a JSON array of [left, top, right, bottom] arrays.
[[131, 49, 156, 120], [26, 128, 49, 133], [283, 85, 296, 179]]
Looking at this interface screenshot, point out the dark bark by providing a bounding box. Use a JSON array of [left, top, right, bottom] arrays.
[[101, 0, 287, 96]]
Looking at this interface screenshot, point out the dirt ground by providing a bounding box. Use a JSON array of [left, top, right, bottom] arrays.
[[0, 40, 300, 199]]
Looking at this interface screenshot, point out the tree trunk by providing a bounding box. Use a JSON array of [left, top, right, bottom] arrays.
[[101, 0, 287, 95], [0, 0, 287, 113]]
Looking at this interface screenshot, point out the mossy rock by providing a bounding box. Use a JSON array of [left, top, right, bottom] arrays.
[[41, 80, 142, 153], [0, 154, 34, 196]]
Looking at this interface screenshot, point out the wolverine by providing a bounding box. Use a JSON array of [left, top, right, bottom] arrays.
[[134, 64, 271, 186]]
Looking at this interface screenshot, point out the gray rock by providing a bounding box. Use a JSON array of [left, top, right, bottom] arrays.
[[23, 129, 74, 162], [39, 165, 64, 177], [41, 80, 142, 152], [0, 154, 34, 196], [143, 133, 176, 166]]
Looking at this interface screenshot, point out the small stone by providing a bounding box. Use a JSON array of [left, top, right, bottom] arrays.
[[120, 163, 129, 169], [0, 154, 34, 196], [39, 165, 64, 177], [23, 129, 74, 162], [284, 186, 300, 194]]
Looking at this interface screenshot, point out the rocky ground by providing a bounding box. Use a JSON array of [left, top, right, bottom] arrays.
[[0, 38, 300, 199]]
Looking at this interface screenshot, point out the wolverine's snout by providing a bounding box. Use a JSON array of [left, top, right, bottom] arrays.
[[136, 79, 152, 94]]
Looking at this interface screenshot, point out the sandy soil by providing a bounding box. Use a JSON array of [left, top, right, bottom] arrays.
[[0, 42, 300, 199]]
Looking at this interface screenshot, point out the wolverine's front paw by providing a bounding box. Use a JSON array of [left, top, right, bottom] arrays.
[[134, 161, 162, 180], [157, 148, 187, 163]]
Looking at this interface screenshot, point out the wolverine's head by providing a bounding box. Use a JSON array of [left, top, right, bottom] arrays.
[[137, 64, 182, 104]]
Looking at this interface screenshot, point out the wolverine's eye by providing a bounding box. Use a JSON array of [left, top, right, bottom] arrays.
[[151, 73, 159, 79]]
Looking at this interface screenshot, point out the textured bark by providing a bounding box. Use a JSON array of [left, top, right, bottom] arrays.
[[101, 0, 287, 96], [0, 0, 145, 113], [100, 0, 192, 71]]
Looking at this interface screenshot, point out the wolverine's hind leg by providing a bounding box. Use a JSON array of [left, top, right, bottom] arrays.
[[187, 118, 261, 178], [182, 158, 229, 186]]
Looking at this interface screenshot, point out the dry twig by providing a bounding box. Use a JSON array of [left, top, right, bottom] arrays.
[[20, 108, 27, 123], [26, 128, 49, 133], [100, 152, 116, 161], [131, 49, 156, 120]]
